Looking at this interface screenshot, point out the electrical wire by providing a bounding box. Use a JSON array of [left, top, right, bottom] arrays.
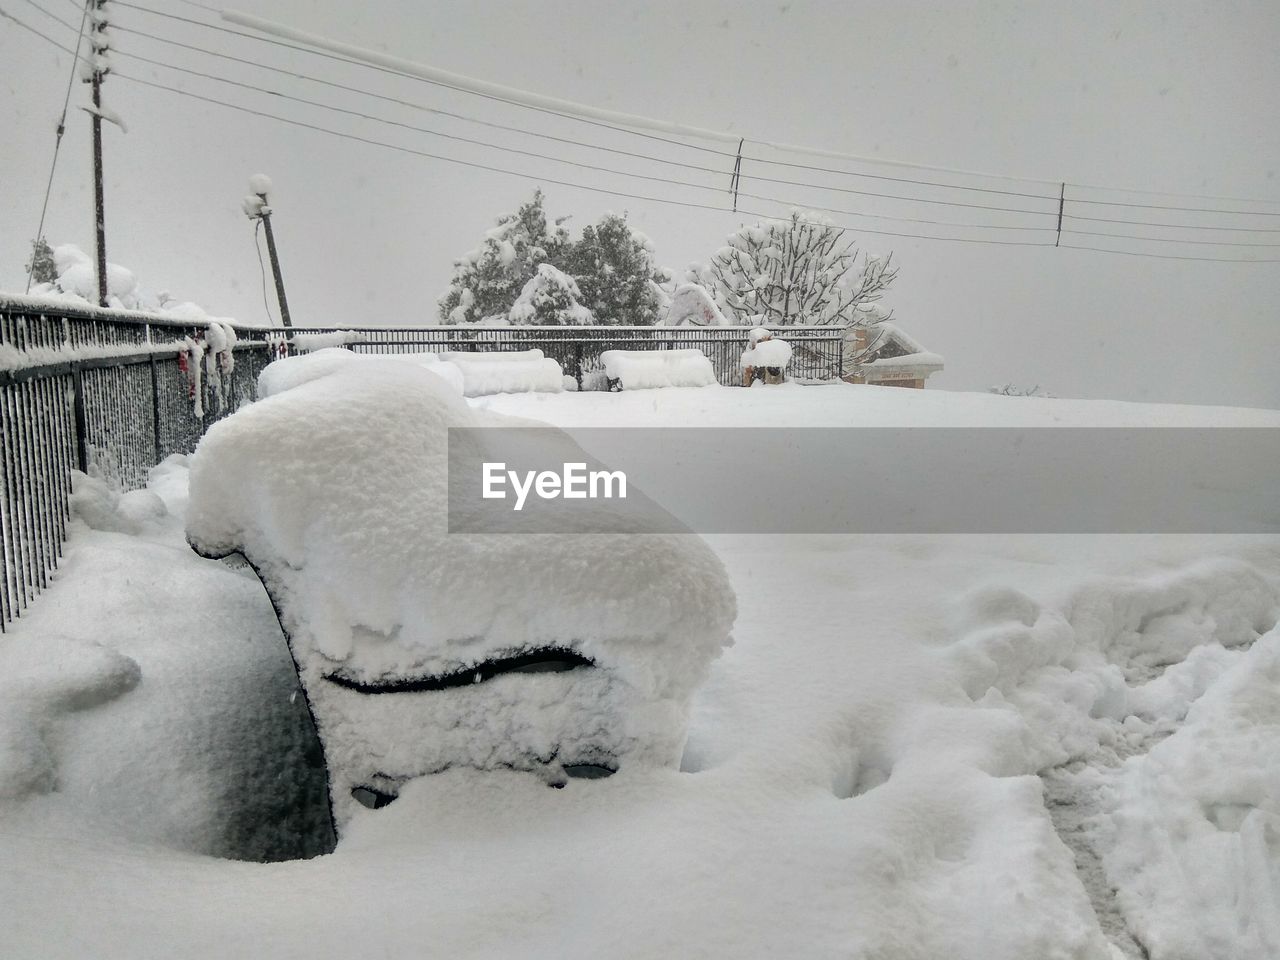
[[1066, 195, 1280, 217], [1059, 243, 1280, 264], [98, 17, 1054, 218], [19, 0, 90, 293], [253, 219, 274, 324], [112, 72, 1061, 249], [1064, 212, 1280, 233], [104, 0, 746, 159], [106, 41, 1055, 229], [108, 0, 1280, 213], [9, 4, 1276, 264], [1063, 229, 1280, 248], [48, 0, 1280, 222]]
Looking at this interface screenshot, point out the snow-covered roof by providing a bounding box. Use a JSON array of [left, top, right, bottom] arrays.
[[848, 321, 944, 377]]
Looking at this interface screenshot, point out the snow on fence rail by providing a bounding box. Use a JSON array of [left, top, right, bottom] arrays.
[[0, 297, 845, 629], [0, 297, 280, 631], [337, 324, 846, 388]]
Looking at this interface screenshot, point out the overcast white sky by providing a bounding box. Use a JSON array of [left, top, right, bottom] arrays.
[[2, 1, 1278, 406]]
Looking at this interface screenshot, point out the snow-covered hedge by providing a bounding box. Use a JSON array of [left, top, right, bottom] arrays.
[[444, 352, 564, 396], [291, 330, 364, 353], [188, 352, 736, 832], [600, 348, 717, 389], [257, 348, 464, 399]]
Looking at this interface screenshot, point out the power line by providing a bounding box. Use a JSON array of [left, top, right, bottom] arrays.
[[22, 0, 90, 293], [1060, 243, 1280, 264], [1064, 229, 1280, 248], [104, 37, 1055, 230], [10, 5, 1275, 265], [111, 72, 1061, 250], [1064, 212, 1280, 233], [21, 0, 1055, 228], [1, 3, 89, 61], [104, 0, 745, 160], [220, 3, 1280, 211], [1067, 195, 1280, 217], [92, 0, 1280, 219], [115, 0, 1064, 204], [99, 16, 1054, 219], [736, 151, 1054, 201]]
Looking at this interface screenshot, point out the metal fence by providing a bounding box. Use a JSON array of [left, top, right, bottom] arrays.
[[331, 324, 846, 387], [0, 297, 280, 630], [0, 299, 845, 629]]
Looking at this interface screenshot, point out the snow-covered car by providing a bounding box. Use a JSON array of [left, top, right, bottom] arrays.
[[186, 351, 736, 833]]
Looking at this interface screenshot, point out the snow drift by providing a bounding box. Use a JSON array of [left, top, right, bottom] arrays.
[[442, 348, 564, 396], [187, 352, 736, 831], [600, 348, 717, 389]]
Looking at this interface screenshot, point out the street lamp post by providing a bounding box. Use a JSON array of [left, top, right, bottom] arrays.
[[243, 174, 292, 328]]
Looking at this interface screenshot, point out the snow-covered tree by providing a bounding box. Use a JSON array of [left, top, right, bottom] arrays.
[[562, 212, 668, 325], [509, 263, 593, 325], [706, 210, 896, 327], [438, 190, 569, 324], [25, 237, 57, 286]]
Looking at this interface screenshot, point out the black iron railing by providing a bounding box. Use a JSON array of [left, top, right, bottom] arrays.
[[0, 297, 281, 629], [332, 324, 846, 387], [0, 297, 845, 629]]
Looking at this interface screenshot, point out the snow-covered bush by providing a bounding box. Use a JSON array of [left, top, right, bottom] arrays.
[[23, 243, 220, 320], [442, 349, 563, 396], [257, 348, 463, 399], [600, 349, 717, 389], [508, 263, 593, 325], [187, 353, 736, 832]]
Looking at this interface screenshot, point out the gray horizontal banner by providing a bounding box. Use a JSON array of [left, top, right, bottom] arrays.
[[447, 427, 1280, 534]]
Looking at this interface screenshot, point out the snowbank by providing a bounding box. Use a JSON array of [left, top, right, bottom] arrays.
[[0, 460, 330, 861], [257, 348, 464, 398], [600, 348, 717, 389], [443, 349, 563, 396], [69, 471, 168, 535], [1101, 628, 1280, 959], [187, 352, 735, 830]]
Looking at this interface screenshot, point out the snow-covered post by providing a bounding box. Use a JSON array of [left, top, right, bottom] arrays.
[[242, 175, 292, 328]]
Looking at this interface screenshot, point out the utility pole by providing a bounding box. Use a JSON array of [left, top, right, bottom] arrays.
[[89, 0, 109, 307], [243, 174, 292, 327]]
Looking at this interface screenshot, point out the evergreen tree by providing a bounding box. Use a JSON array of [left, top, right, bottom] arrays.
[[438, 189, 569, 324], [509, 264, 593, 325], [25, 237, 57, 286], [563, 212, 667, 325]]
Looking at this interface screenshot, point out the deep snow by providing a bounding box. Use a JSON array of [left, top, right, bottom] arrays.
[[2, 382, 1278, 959]]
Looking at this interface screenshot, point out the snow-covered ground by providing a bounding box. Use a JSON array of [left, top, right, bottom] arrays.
[[2, 382, 1277, 960]]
